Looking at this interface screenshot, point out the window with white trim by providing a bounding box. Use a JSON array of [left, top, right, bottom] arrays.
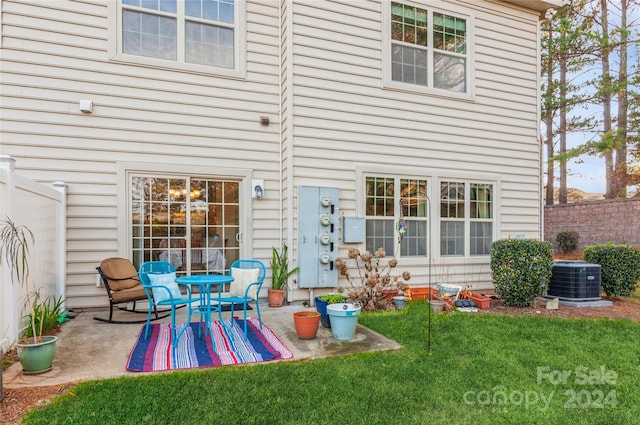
[[387, 1, 469, 93], [440, 181, 493, 256], [365, 176, 428, 257], [114, 0, 243, 75]]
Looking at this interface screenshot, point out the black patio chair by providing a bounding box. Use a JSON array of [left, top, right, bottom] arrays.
[[94, 257, 170, 324]]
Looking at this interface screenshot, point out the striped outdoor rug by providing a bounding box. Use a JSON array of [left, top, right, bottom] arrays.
[[127, 317, 293, 372]]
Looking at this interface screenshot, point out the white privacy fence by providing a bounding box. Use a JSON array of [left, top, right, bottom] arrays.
[[0, 155, 66, 352]]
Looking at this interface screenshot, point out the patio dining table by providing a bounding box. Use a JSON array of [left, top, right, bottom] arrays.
[[175, 274, 234, 339]]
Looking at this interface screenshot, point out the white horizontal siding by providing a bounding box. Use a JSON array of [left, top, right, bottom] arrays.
[[287, 0, 543, 289], [1, 0, 546, 303], [1, 0, 283, 308]]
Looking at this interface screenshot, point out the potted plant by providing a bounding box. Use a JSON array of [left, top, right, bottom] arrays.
[[315, 293, 347, 328], [268, 244, 299, 307], [0, 217, 61, 374], [335, 247, 411, 312]]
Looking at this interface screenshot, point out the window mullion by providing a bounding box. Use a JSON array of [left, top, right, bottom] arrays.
[[177, 2, 185, 63], [427, 9, 433, 88], [395, 177, 401, 257], [464, 182, 470, 257]]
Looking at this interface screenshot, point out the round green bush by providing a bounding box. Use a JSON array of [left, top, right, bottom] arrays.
[[556, 231, 579, 254], [490, 239, 553, 306], [583, 242, 640, 297]]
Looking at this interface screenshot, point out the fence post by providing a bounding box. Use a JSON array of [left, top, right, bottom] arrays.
[[53, 181, 67, 309], [0, 155, 18, 347]]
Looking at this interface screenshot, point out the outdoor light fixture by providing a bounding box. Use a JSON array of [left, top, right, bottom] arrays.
[[252, 179, 264, 199]]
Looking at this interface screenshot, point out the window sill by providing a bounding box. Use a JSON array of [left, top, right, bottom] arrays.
[[109, 53, 246, 80], [382, 80, 475, 103]]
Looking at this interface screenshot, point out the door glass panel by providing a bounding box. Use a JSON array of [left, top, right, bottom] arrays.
[[131, 175, 240, 275]]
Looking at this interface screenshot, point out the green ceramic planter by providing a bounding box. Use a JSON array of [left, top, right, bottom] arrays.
[[17, 336, 58, 375]]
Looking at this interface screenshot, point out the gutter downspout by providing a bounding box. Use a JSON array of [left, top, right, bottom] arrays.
[[279, 0, 297, 301], [537, 16, 544, 241], [285, 0, 296, 302]]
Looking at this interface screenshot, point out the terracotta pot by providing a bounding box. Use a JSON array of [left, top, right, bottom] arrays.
[[408, 287, 439, 301], [268, 288, 286, 307], [293, 311, 320, 339], [471, 294, 492, 309], [381, 289, 398, 301]]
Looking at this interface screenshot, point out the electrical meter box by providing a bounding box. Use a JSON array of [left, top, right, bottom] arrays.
[[343, 217, 365, 243], [297, 186, 339, 288]]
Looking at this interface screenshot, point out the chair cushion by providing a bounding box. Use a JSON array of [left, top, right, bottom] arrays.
[[230, 268, 260, 299], [148, 272, 182, 303], [111, 285, 147, 303], [99, 257, 140, 291]]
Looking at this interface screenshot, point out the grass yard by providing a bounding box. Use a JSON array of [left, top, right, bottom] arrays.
[[23, 302, 640, 424]]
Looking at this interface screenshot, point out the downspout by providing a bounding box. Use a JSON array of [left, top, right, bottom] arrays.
[[282, 0, 297, 301], [278, 0, 283, 248], [537, 15, 544, 241], [538, 8, 557, 241]]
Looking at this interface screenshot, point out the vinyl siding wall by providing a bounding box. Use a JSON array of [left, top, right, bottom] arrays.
[[0, 0, 282, 308], [0, 0, 543, 305], [287, 0, 542, 291]]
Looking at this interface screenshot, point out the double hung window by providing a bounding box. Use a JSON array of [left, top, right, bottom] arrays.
[[440, 181, 493, 256], [387, 1, 470, 94], [364, 175, 494, 259], [365, 176, 428, 257], [114, 0, 244, 75]]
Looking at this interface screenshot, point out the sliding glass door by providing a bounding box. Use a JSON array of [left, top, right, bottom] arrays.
[[130, 175, 240, 275]]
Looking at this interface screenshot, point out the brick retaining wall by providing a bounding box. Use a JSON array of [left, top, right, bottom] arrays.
[[544, 198, 640, 253]]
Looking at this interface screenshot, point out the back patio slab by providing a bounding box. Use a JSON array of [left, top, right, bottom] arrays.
[[3, 302, 401, 388]]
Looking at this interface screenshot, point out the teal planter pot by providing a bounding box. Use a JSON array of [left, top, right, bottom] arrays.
[[326, 303, 361, 340], [17, 336, 58, 375]]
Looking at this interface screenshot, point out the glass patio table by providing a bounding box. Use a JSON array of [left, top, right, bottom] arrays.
[[175, 274, 234, 338]]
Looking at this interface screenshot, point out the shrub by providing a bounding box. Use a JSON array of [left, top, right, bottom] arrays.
[[583, 242, 640, 297], [490, 239, 553, 306], [556, 231, 579, 254], [336, 247, 410, 311]]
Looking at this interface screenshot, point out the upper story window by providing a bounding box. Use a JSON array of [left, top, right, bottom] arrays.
[[385, 1, 471, 95], [112, 0, 245, 77]]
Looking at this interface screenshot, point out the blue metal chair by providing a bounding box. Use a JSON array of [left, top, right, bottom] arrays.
[[215, 260, 266, 338], [138, 261, 194, 363]]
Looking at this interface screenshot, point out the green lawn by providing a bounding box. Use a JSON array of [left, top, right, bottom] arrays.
[[24, 302, 640, 425]]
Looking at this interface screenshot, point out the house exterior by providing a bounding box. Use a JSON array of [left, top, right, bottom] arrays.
[[0, 0, 563, 312]]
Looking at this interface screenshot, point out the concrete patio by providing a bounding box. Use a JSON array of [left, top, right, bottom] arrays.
[[3, 302, 402, 389]]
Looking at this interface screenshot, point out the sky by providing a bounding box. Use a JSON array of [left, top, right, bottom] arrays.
[[566, 155, 607, 194]]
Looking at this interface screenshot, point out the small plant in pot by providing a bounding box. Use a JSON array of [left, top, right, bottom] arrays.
[[0, 217, 62, 375], [315, 293, 347, 328], [335, 247, 410, 312], [268, 244, 299, 307]]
